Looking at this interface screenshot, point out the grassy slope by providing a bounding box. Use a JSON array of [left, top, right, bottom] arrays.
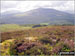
[[0, 24, 31, 32]]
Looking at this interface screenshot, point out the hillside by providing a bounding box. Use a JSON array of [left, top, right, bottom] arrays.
[[0, 8, 74, 25], [1, 26, 74, 55]]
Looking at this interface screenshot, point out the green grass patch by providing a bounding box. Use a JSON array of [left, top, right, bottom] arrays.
[[0, 24, 31, 32]]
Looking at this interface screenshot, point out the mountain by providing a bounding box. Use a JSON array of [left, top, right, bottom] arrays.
[[0, 8, 74, 25], [1, 10, 22, 16]]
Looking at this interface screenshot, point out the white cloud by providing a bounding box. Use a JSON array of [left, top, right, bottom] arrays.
[[1, 1, 74, 13], [53, 1, 74, 12], [15, 1, 52, 12]]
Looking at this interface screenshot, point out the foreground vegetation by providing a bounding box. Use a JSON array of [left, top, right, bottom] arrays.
[[0, 24, 74, 56]]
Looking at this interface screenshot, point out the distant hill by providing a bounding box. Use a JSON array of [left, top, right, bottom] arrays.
[[0, 8, 74, 25]]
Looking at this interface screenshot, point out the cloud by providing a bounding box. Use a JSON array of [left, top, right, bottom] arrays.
[[53, 1, 74, 12], [1, 1, 18, 12], [1, 1, 74, 13]]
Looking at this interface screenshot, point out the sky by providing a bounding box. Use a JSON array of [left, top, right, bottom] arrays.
[[1, 1, 74, 13]]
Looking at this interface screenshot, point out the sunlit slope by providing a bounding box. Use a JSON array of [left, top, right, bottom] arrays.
[[0, 24, 31, 32]]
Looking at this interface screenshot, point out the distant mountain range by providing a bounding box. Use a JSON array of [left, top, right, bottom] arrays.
[[0, 8, 74, 25]]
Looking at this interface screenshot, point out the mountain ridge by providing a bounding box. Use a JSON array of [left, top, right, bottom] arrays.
[[0, 8, 74, 25]]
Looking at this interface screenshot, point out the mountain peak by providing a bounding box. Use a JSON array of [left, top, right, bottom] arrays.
[[1, 8, 74, 25], [35, 8, 56, 11]]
